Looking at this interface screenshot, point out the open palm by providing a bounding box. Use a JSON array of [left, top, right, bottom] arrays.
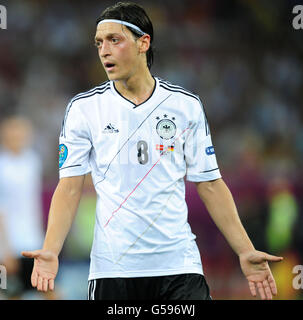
[[239, 250, 283, 300], [22, 249, 59, 292]]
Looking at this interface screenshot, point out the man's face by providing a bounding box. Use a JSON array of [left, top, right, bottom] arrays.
[[95, 22, 142, 81]]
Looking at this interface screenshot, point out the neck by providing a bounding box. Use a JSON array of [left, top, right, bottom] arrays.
[[114, 69, 155, 105]]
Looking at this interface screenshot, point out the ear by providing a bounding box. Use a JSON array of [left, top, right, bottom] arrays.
[[138, 34, 151, 54]]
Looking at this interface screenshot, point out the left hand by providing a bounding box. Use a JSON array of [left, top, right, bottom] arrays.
[[239, 250, 283, 300]]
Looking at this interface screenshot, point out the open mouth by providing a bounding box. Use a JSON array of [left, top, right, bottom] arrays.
[[104, 62, 115, 70]]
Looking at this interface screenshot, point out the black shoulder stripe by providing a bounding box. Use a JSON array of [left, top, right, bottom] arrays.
[[196, 97, 210, 136], [159, 81, 199, 98], [71, 84, 110, 104], [72, 81, 110, 102], [159, 83, 200, 102], [159, 79, 199, 97], [61, 85, 111, 137]]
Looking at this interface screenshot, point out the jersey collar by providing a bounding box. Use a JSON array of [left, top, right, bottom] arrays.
[[110, 76, 159, 109]]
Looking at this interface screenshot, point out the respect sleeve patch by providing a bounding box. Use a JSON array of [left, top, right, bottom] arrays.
[[205, 146, 215, 155]]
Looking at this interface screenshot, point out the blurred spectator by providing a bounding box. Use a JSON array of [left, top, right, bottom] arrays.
[[0, 116, 53, 299], [266, 177, 299, 254]]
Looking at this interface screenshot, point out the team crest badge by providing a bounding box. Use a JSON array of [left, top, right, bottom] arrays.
[[156, 114, 176, 140], [59, 144, 68, 168]]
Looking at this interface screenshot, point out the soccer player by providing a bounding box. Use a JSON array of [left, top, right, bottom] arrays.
[[22, 2, 283, 300]]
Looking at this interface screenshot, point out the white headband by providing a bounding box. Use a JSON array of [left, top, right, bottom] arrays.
[[97, 19, 146, 36]]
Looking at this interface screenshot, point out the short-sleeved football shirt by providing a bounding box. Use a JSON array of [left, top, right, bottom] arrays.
[[59, 76, 221, 280]]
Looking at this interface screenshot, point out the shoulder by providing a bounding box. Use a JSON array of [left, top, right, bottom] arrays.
[[157, 77, 206, 120], [68, 80, 111, 109], [157, 77, 201, 104], [63, 80, 110, 124]]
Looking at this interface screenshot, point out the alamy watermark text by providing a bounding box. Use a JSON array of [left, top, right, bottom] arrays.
[[0, 265, 7, 289], [0, 4, 7, 29], [293, 5, 303, 30]]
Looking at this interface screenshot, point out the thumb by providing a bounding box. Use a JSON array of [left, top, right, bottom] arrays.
[[21, 250, 42, 259], [263, 252, 283, 262]]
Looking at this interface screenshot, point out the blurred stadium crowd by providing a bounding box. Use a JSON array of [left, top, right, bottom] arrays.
[[0, 0, 302, 299]]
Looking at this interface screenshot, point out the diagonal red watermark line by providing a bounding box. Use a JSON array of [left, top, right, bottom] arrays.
[[103, 127, 191, 228]]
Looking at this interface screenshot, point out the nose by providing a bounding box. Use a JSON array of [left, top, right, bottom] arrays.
[[99, 40, 111, 58]]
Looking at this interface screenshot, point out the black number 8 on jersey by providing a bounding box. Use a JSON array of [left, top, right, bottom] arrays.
[[137, 140, 148, 165]]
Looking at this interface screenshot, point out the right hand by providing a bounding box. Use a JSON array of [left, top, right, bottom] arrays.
[[239, 250, 283, 300], [21, 249, 59, 292]]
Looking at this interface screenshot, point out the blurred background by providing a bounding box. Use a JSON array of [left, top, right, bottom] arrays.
[[0, 0, 302, 300]]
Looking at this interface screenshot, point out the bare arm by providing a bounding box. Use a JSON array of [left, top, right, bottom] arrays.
[[195, 178, 254, 255], [195, 178, 283, 299], [42, 175, 85, 255], [22, 175, 85, 292]]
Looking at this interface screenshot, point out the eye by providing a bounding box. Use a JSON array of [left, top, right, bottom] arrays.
[[94, 40, 102, 48], [112, 38, 119, 44]]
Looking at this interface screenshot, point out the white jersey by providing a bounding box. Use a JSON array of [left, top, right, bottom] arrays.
[[59, 76, 221, 280], [0, 150, 44, 258]]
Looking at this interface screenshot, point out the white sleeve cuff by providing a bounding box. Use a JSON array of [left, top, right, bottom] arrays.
[[186, 168, 221, 182]]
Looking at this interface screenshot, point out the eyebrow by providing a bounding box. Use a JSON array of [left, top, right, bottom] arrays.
[[94, 33, 122, 41]]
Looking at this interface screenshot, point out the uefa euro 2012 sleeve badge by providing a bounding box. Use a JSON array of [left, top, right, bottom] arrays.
[[58, 144, 68, 168], [155, 114, 176, 140]]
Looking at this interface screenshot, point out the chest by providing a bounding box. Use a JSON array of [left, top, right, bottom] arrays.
[[90, 104, 191, 163]]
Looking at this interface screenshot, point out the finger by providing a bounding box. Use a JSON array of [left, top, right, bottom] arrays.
[[43, 278, 49, 292], [37, 276, 43, 291], [263, 253, 283, 262], [257, 282, 266, 300], [21, 251, 35, 258], [268, 274, 278, 296], [263, 280, 273, 300], [49, 279, 55, 291], [31, 270, 38, 287], [248, 281, 257, 297], [21, 250, 40, 259]]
